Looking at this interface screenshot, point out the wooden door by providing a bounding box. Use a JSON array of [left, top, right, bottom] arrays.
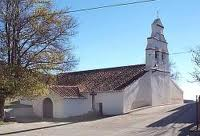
[[99, 103, 103, 116], [43, 98, 53, 118]]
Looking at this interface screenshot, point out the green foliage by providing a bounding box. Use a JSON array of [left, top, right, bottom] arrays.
[[0, 0, 77, 98], [0, 64, 50, 98], [0, 121, 5, 125]]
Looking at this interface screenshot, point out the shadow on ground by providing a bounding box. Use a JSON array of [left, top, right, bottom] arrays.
[[0, 113, 111, 135], [2, 101, 196, 136], [16, 113, 111, 123], [147, 103, 196, 136], [1, 100, 114, 135]]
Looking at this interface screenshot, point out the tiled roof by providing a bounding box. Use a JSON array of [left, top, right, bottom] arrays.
[[50, 86, 83, 98], [56, 64, 146, 94]]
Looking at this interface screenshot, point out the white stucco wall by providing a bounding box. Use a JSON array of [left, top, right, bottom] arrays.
[[151, 71, 171, 106], [123, 71, 183, 113], [63, 92, 124, 117], [32, 91, 124, 118], [63, 97, 90, 118], [169, 79, 184, 104], [150, 71, 183, 105], [123, 72, 152, 113], [32, 93, 64, 118], [32, 96, 43, 117], [94, 92, 124, 115]]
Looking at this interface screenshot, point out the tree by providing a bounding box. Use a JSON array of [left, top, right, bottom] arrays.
[[192, 47, 200, 82], [0, 0, 77, 120], [169, 60, 180, 80]]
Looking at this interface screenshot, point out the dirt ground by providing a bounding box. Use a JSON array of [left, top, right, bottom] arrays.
[[0, 103, 195, 136]]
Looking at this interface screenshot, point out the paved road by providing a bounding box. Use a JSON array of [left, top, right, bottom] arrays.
[[0, 103, 195, 136]]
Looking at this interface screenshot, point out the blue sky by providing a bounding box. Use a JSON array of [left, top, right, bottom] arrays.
[[54, 0, 200, 100]]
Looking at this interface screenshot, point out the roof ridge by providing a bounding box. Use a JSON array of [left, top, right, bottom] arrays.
[[60, 64, 145, 75]]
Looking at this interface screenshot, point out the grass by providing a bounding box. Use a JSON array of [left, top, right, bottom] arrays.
[[0, 120, 14, 127], [0, 121, 5, 126]]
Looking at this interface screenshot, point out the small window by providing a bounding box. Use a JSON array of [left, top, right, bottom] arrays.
[[162, 53, 165, 61], [155, 51, 159, 59]]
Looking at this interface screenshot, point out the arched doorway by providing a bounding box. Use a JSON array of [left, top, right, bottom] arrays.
[[43, 98, 53, 118]]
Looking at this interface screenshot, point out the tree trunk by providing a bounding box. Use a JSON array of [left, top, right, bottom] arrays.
[[0, 98, 5, 121]]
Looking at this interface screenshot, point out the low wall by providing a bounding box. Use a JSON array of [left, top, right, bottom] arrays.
[[14, 107, 35, 117], [5, 107, 35, 118]]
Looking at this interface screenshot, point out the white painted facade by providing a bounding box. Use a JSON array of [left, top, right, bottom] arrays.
[[29, 18, 183, 119], [32, 93, 65, 118], [146, 18, 169, 72], [31, 71, 183, 118], [32, 91, 124, 118], [122, 71, 183, 113], [122, 18, 183, 113]]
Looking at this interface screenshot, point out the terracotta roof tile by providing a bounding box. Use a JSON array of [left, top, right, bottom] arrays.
[[56, 64, 146, 94], [50, 86, 83, 98]]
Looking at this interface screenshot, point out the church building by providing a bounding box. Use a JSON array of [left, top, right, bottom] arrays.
[[30, 18, 183, 119]]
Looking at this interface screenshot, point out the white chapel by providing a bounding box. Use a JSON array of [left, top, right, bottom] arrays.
[[21, 18, 183, 119]]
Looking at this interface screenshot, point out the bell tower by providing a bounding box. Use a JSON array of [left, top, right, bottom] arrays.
[[145, 18, 169, 72]]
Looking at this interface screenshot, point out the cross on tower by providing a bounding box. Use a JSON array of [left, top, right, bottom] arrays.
[[157, 10, 159, 18]]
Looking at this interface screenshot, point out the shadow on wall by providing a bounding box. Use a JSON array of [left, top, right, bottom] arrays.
[[4, 101, 35, 121], [147, 103, 196, 136], [125, 75, 152, 110]]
